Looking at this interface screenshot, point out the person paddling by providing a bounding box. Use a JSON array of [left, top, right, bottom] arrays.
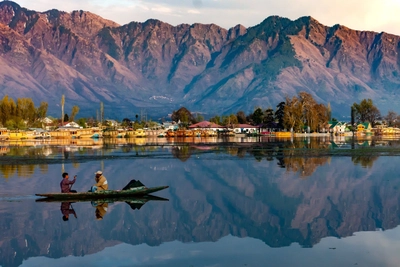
[[60, 172, 77, 193]]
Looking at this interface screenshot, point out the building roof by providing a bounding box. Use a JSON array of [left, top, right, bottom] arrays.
[[188, 121, 224, 128]]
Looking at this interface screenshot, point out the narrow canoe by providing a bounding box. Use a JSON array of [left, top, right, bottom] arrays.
[[35, 185, 169, 201], [35, 194, 169, 203]]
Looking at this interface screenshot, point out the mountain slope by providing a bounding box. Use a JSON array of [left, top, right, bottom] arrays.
[[1, 1, 400, 118]]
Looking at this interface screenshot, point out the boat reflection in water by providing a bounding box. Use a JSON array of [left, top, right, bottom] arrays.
[[42, 195, 170, 222]]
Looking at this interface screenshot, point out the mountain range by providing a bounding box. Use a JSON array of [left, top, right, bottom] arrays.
[[1, 1, 400, 119]]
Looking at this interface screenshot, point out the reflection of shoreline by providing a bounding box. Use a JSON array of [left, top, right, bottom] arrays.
[[1, 137, 398, 177]]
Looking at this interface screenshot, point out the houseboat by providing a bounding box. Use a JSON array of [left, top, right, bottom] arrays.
[[9, 130, 28, 140], [0, 128, 9, 141], [103, 129, 126, 138]]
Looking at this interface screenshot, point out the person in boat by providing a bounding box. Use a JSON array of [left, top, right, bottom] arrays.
[[90, 171, 108, 192], [60, 172, 77, 193], [61, 202, 77, 221]]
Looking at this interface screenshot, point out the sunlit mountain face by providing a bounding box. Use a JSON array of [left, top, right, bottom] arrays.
[[1, 1, 400, 118]]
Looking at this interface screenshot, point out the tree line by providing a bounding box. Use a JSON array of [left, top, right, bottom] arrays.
[[0, 95, 48, 129], [171, 92, 398, 131]]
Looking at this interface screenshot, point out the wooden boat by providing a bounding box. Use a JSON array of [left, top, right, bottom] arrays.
[[35, 194, 169, 203], [166, 130, 175, 137], [35, 180, 169, 201]]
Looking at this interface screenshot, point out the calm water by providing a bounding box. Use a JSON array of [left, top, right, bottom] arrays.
[[1, 137, 400, 267]]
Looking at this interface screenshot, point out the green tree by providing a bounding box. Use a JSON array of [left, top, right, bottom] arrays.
[[77, 118, 87, 128], [121, 118, 131, 127], [194, 113, 204, 123], [64, 114, 69, 122], [275, 102, 285, 129], [236, 111, 247, 124], [264, 108, 274, 124], [352, 99, 381, 126], [222, 114, 238, 126], [171, 107, 195, 126], [252, 107, 264, 125], [210, 115, 221, 125]]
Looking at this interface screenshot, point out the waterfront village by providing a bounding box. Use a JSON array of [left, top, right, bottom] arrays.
[[0, 93, 399, 142], [0, 113, 396, 142]]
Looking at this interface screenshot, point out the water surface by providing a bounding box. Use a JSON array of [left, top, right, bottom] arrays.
[[1, 137, 400, 267]]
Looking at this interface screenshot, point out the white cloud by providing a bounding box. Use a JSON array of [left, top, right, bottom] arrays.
[[13, 0, 400, 35]]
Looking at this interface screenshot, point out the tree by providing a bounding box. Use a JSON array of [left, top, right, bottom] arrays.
[[70, 105, 80, 121], [16, 98, 35, 125], [0, 95, 15, 126], [210, 115, 221, 125], [64, 114, 69, 122], [352, 99, 381, 126], [36, 101, 48, 121], [61, 95, 65, 125], [236, 111, 247, 124], [252, 107, 264, 125], [298, 92, 318, 131], [264, 108, 274, 124], [122, 118, 131, 127], [100, 102, 104, 125], [194, 113, 204, 123], [314, 103, 329, 132], [222, 114, 238, 126], [327, 102, 332, 121], [385, 110, 397, 127], [171, 107, 195, 126], [77, 118, 87, 128], [275, 102, 285, 129], [283, 96, 302, 132]]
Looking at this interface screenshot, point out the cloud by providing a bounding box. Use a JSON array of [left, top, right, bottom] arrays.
[[14, 0, 400, 35]]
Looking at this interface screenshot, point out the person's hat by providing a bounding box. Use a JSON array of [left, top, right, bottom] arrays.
[[95, 170, 103, 175]]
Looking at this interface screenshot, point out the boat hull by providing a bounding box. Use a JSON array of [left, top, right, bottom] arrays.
[[36, 194, 169, 203], [35, 186, 169, 201]]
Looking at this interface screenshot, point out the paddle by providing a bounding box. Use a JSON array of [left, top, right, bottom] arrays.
[[70, 203, 77, 219], [69, 175, 77, 192]]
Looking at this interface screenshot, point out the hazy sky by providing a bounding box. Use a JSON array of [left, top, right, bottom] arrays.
[[14, 0, 400, 35]]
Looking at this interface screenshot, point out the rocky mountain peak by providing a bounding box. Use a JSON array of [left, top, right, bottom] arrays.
[[1, 1, 400, 118]]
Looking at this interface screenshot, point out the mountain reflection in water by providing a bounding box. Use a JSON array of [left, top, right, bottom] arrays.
[[0, 138, 400, 266]]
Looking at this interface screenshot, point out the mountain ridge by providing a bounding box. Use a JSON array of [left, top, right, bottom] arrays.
[[1, 1, 400, 119]]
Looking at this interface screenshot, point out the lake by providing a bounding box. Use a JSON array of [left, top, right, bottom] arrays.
[[1, 136, 400, 267]]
